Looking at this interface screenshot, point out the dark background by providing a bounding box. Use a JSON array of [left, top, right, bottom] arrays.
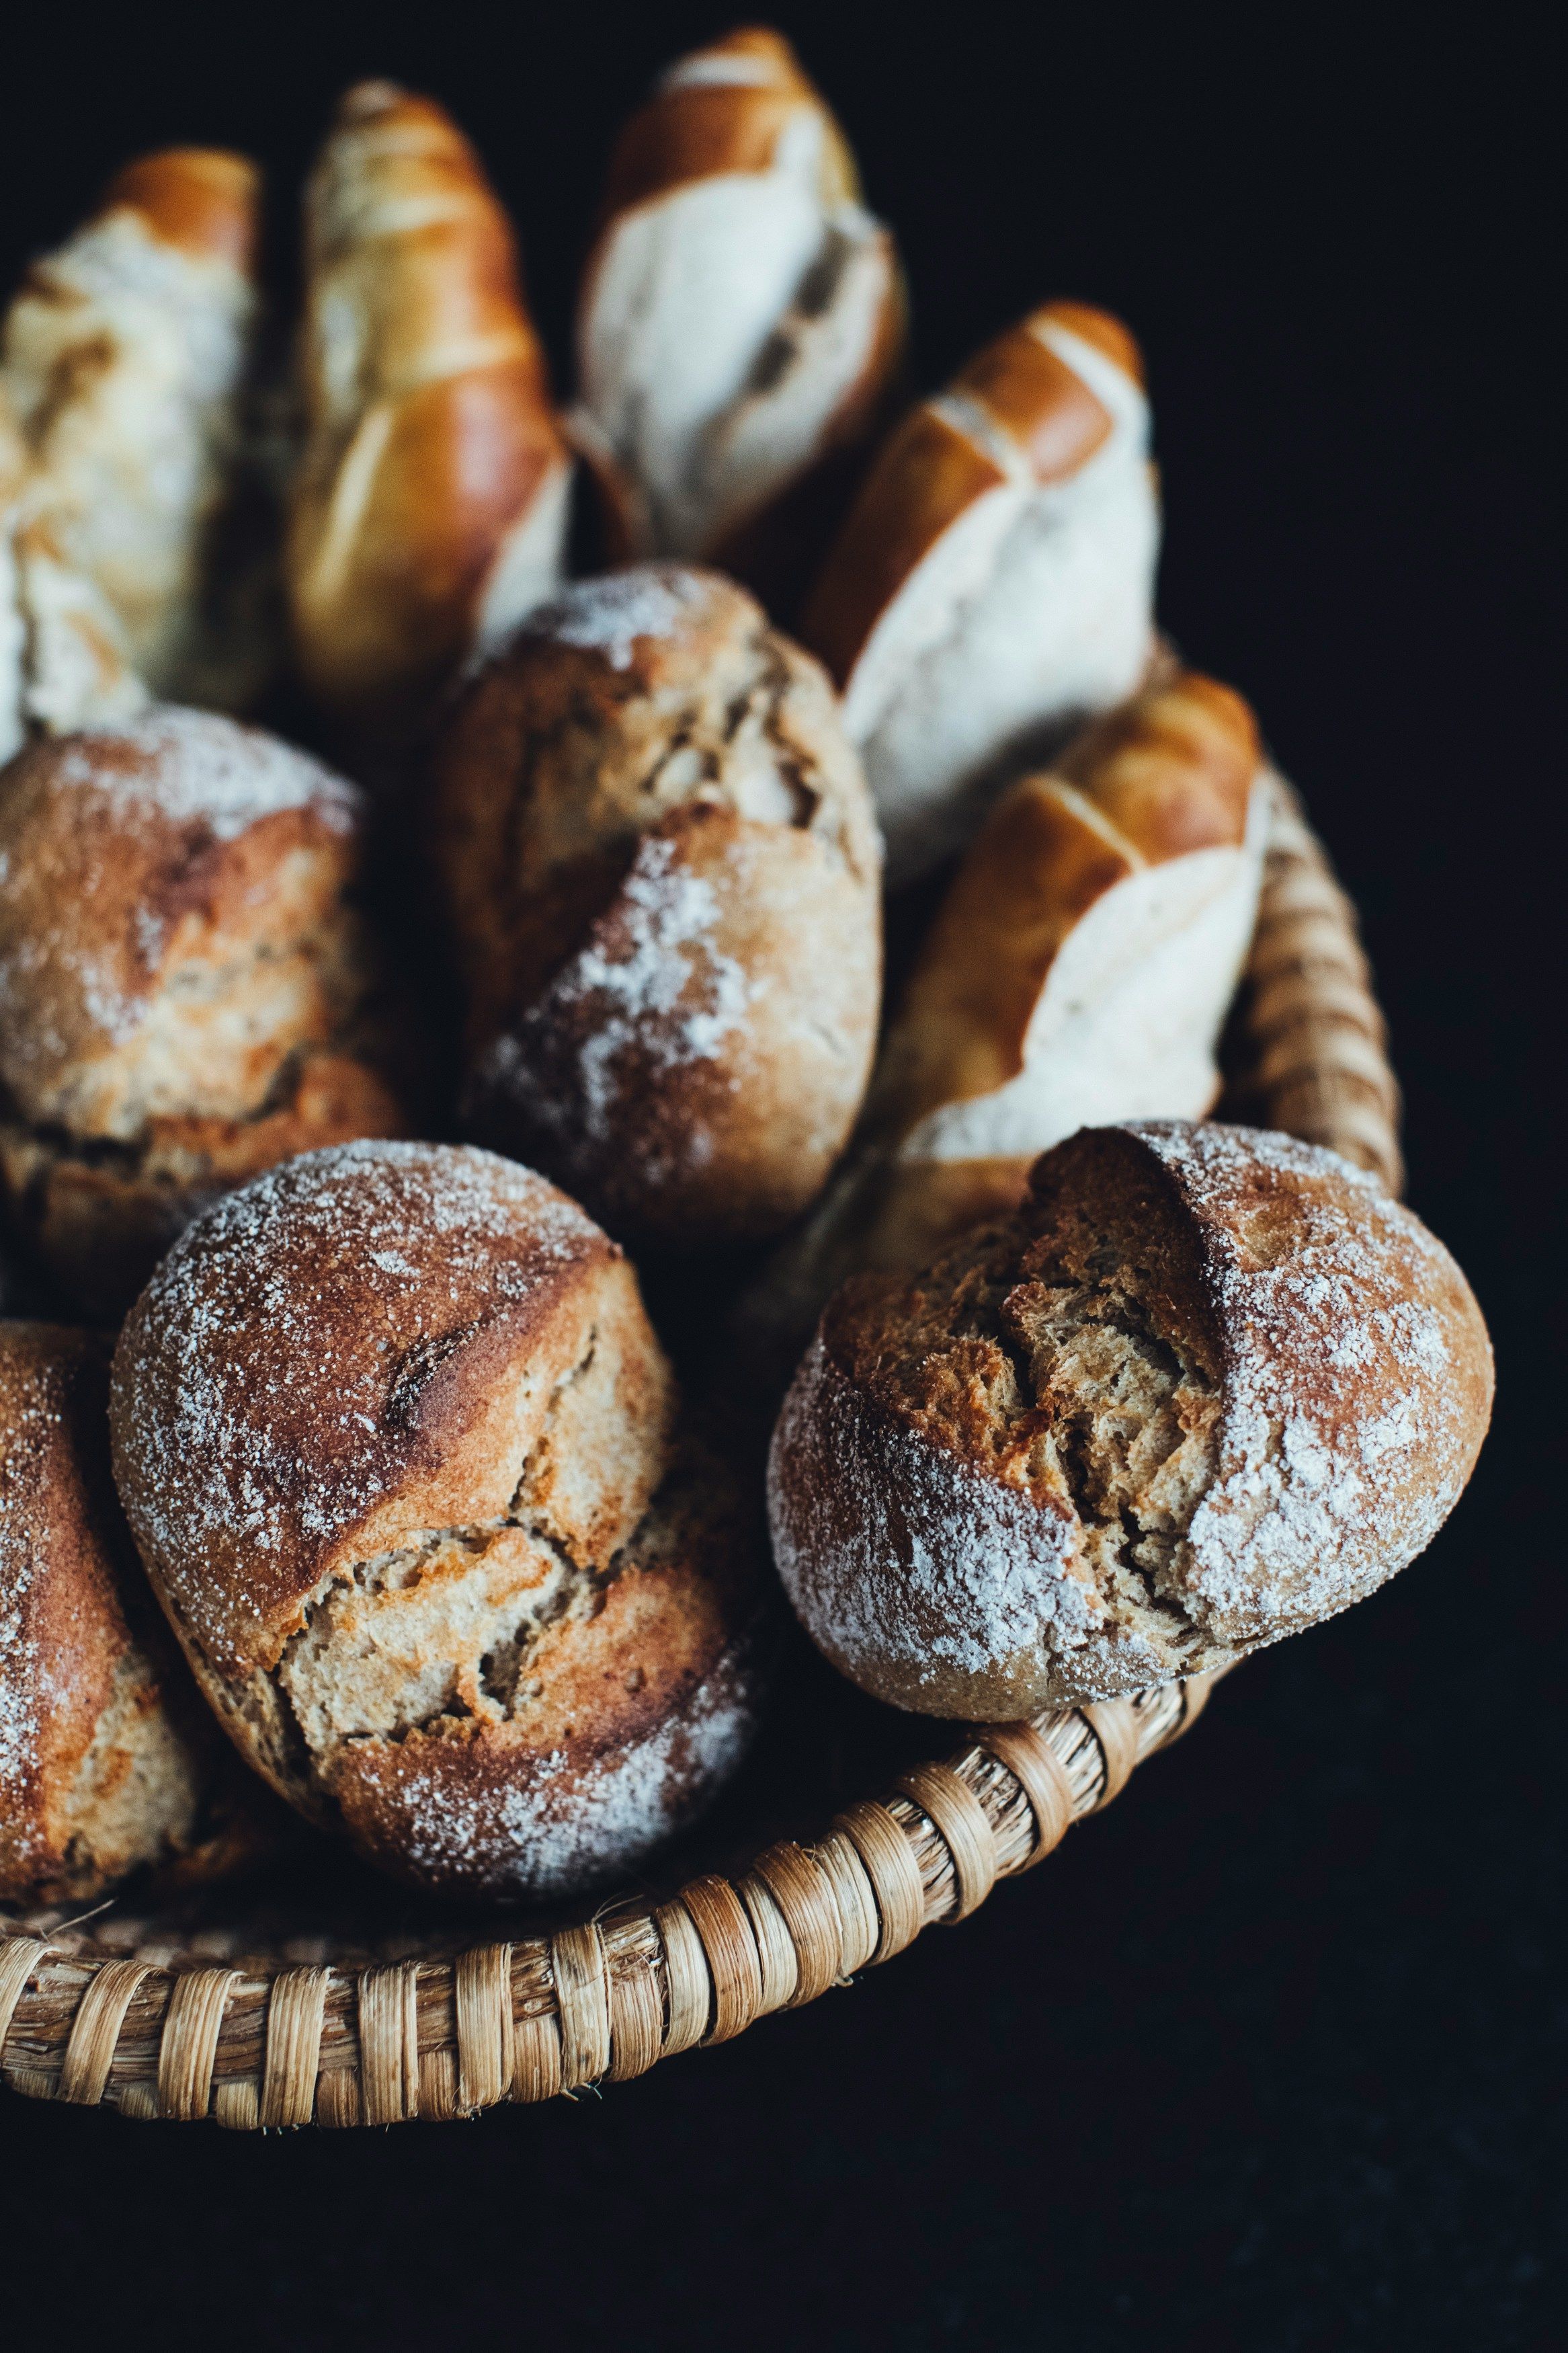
[[1, 3, 1558, 2346]]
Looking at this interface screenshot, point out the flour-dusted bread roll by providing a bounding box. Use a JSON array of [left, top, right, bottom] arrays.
[[573, 26, 904, 602], [0, 1320, 209, 1904], [434, 564, 882, 1248], [288, 83, 572, 753], [0, 709, 410, 1315], [770, 1121, 1493, 1718], [110, 1142, 767, 1901], [802, 303, 1160, 883], [0, 148, 270, 720], [742, 670, 1268, 1366]]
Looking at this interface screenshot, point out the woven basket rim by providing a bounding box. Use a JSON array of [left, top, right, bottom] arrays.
[[0, 776, 1402, 2127]]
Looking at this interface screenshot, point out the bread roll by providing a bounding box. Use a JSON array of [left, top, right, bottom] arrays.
[[743, 670, 1267, 1367], [287, 83, 571, 751], [110, 1142, 767, 1901], [434, 563, 882, 1248], [0, 708, 409, 1314], [769, 1121, 1493, 1718], [0, 148, 270, 718], [802, 303, 1160, 883], [0, 1320, 208, 1903], [573, 27, 904, 602]]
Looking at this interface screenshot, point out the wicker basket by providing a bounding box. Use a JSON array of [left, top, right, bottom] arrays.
[[0, 775, 1400, 2128]]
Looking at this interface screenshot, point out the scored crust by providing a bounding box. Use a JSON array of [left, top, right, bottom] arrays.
[[573, 29, 904, 600], [110, 1140, 765, 1899], [768, 1121, 1493, 1716], [287, 82, 571, 744], [434, 564, 882, 1247], [735, 670, 1267, 1391], [801, 301, 1160, 884]]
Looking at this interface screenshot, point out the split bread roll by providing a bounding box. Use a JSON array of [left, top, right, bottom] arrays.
[[741, 670, 1267, 1374], [433, 563, 882, 1248], [110, 1142, 768, 1902], [802, 301, 1161, 883], [0, 708, 411, 1316], [0, 147, 269, 735], [288, 82, 572, 752], [0, 1320, 213, 1903], [573, 27, 904, 600], [769, 1121, 1493, 1718]]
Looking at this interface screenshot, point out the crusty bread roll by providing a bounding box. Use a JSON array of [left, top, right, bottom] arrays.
[[110, 1142, 767, 1901], [433, 563, 882, 1248], [802, 302, 1160, 883], [0, 1320, 208, 1903], [769, 1121, 1493, 1718], [0, 708, 410, 1314], [287, 82, 571, 751], [0, 148, 270, 721], [573, 27, 904, 602], [741, 670, 1268, 1367]]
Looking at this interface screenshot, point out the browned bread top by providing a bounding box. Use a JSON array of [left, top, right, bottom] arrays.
[[110, 1140, 674, 1686], [0, 709, 366, 1137], [98, 148, 260, 269], [597, 28, 860, 224], [302, 82, 548, 404], [769, 1121, 1493, 1716]]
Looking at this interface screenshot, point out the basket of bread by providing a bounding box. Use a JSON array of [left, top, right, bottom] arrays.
[[0, 31, 1491, 2127]]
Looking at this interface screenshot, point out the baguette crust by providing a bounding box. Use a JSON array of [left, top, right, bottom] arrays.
[[287, 83, 571, 748], [739, 672, 1266, 1377], [575, 30, 904, 598], [434, 565, 882, 1248], [0, 1322, 205, 1903], [802, 301, 1160, 881], [0, 709, 410, 1312], [768, 1121, 1493, 1716], [110, 1142, 763, 1899]]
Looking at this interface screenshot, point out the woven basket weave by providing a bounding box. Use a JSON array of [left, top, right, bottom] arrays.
[[0, 775, 1400, 2128]]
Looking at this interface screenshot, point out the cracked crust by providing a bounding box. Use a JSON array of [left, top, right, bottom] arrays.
[[768, 1120, 1493, 1716], [0, 709, 413, 1312], [433, 563, 882, 1246], [110, 1140, 764, 1899]]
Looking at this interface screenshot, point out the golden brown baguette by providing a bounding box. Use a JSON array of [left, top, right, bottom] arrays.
[[739, 670, 1267, 1378], [287, 82, 571, 754], [801, 301, 1159, 882], [0, 149, 268, 717], [573, 27, 904, 606]]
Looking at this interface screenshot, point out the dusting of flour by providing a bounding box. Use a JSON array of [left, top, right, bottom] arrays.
[[536, 566, 712, 672]]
